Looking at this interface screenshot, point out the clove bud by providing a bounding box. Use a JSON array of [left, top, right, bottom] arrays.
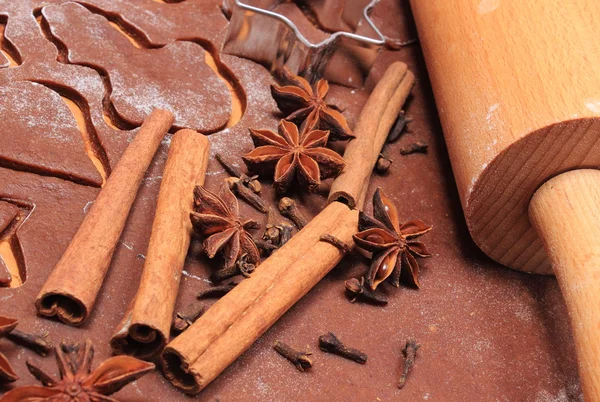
[[398, 338, 420, 389], [399, 141, 428, 155], [375, 154, 392, 174], [273, 341, 313, 372], [278, 197, 307, 229], [196, 283, 237, 299], [172, 301, 205, 334], [263, 207, 281, 245], [319, 234, 351, 253], [345, 277, 388, 305], [6, 329, 53, 356], [318, 332, 367, 364], [254, 238, 278, 256], [386, 111, 413, 143], [226, 177, 267, 213], [279, 223, 294, 246], [211, 255, 256, 282], [216, 153, 261, 193]]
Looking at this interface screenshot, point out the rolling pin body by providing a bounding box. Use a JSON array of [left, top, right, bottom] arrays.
[[530, 170, 600, 397], [410, 0, 600, 398], [410, 0, 600, 274]]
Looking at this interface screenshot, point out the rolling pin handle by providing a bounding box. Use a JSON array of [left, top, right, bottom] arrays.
[[529, 169, 600, 400]]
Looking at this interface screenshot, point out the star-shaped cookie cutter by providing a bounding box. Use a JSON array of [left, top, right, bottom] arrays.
[[221, 0, 386, 88]]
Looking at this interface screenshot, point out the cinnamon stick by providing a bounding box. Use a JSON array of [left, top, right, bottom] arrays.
[[160, 63, 412, 394], [161, 202, 358, 394], [328, 62, 415, 209], [110, 129, 209, 359], [35, 109, 174, 326]]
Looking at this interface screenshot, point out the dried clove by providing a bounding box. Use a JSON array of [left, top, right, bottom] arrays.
[[211, 266, 241, 283], [318, 332, 367, 364], [173, 282, 238, 333], [211, 256, 256, 282], [245, 179, 262, 195], [254, 238, 278, 255], [6, 329, 53, 356], [386, 111, 413, 143], [263, 207, 295, 250], [263, 207, 281, 245], [279, 223, 294, 246], [375, 154, 393, 174], [398, 338, 420, 389], [344, 277, 388, 305], [197, 283, 238, 299], [278, 197, 307, 229], [243, 219, 261, 230], [319, 234, 351, 253], [226, 177, 267, 213], [216, 153, 261, 193], [273, 341, 313, 372], [400, 141, 428, 155], [172, 301, 205, 334]]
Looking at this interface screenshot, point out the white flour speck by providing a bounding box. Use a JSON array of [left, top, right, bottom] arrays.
[[83, 201, 94, 213], [485, 103, 500, 129], [120, 241, 134, 250], [477, 0, 500, 15], [182, 270, 211, 282]]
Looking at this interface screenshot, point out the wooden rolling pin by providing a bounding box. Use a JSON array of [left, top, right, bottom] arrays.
[[410, 0, 600, 398]]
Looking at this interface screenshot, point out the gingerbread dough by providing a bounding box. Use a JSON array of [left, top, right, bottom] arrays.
[[0, 81, 102, 187], [42, 2, 231, 133]]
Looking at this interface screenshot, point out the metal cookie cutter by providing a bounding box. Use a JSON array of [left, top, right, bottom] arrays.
[[221, 0, 386, 88]]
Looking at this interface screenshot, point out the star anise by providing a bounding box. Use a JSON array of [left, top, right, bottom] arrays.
[[0, 315, 18, 383], [271, 71, 354, 141], [353, 188, 432, 290], [243, 120, 345, 193], [1, 339, 154, 402], [190, 182, 260, 269]]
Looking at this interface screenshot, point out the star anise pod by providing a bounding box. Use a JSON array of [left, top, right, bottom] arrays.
[[243, 120, 345, 193], [1, 339, 154, 401], [190, 182, 260, 269], [353, 188, 432, 290], [271, 72, 354, 141], [0, 315, 18, 383]]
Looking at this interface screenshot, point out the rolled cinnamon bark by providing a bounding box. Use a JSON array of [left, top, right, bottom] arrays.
[[329, 62, 415, 209], [35, 109, 174, 326], [111, 129, 210, 359], [161, 62, 413, 394], [161, 201, 358, 394]]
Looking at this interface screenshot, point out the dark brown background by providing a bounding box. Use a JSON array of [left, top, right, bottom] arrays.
[[0, 0, 581, 400]]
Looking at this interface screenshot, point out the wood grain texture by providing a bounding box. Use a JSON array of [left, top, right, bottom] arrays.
[[111, 129, 210, 359], [410, 0, 600, 274], [529, 169, 600, 399]]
